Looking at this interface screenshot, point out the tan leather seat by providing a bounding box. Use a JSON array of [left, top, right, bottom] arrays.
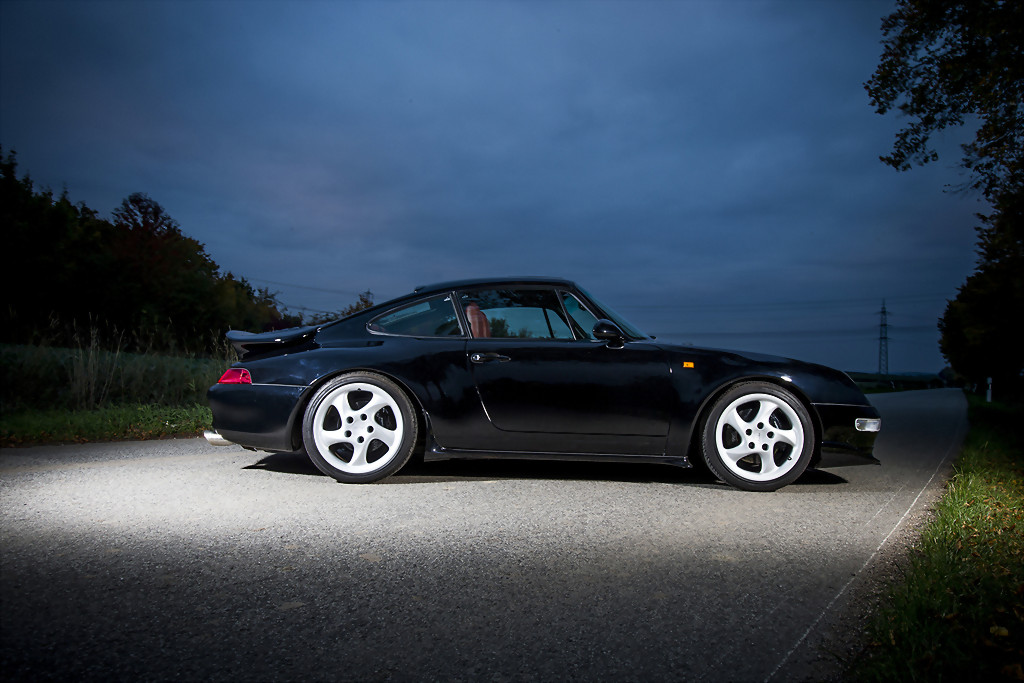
[[465, 303, 491, 338]]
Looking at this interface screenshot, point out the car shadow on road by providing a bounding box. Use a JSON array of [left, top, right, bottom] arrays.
[[394, 458, 707, 485], [243, 450, 321, 476], [393, 460, 849, 488], [243, 450, 701, 484], [796, 468, 848, 486], [242, 449, 847, 488]]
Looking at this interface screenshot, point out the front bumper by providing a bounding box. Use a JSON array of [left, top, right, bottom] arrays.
[[812, 403, 882, 468]]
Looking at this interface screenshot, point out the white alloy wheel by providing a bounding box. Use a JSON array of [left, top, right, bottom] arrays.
[[701, 383, 813, 492], [302, 373, 417, 483]]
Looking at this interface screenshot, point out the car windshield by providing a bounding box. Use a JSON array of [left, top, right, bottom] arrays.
[[578, 287, 649, 340]]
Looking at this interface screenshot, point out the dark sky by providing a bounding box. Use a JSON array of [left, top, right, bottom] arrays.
[[1, 0, 982, 372]]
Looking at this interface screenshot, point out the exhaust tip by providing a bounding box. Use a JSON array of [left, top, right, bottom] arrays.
[[204, 429, 234, 447]]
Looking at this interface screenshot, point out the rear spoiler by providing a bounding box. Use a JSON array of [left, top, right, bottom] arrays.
[[226, 324, 319, 360]]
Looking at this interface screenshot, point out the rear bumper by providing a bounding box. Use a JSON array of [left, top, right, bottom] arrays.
[[812, 403, 882, 468], [207, 383, 308, 452]]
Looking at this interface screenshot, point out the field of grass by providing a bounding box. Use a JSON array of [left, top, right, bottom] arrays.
[[854, 396, 1024, 681], [1, 342, 229, 445]]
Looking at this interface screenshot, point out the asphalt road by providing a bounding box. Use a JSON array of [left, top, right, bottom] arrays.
[[0, 388, 967, 682]]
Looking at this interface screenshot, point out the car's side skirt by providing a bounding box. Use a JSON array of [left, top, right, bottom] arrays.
[[424, 435, 692, 468]]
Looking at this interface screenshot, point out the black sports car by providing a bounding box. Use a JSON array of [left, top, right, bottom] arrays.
[[206, 276, 880, 492]]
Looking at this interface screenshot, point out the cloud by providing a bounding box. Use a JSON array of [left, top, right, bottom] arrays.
[[0, 0, 981, 370]]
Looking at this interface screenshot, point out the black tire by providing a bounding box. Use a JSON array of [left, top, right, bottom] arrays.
[[301, 372, 418, 483], [701, 382, 813, 492]]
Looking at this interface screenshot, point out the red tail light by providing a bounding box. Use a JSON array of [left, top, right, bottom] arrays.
[[218, 368, 252, 384]]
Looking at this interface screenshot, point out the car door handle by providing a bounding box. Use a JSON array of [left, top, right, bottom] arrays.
[[470, 353, 511, 363]]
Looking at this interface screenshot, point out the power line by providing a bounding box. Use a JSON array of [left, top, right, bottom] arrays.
[[655, 324, 936, 340], [278, 301, 336, 315], [247, 277, 364, 296], [659, 330, 879, 340], [621, 292, 950, 313]]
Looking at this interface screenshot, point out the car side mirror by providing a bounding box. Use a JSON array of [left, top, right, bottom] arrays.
[[592, 319, 626, 348]]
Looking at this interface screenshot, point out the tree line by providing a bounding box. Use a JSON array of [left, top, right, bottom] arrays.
[[0, 148, 366, 355]]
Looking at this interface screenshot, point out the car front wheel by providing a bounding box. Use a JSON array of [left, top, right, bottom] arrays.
[[302, 372, 418, 483], [701, 382, 813, 492]]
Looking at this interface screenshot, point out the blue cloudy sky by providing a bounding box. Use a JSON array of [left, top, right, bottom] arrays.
[[1, 0, 983, 372]]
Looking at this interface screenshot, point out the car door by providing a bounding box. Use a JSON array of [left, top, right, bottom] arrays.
[[459, 287, 673, 453]]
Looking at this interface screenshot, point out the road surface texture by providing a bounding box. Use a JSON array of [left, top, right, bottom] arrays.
[[1, 388, 966, 682]]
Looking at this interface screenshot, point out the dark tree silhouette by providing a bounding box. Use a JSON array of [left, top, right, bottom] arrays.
[[0, 149, 318, 353], [865, 0, 1022, 200], [113, 192, 183, 236], [866, 2, 1024, 394], [938, 192, 1024, 392]]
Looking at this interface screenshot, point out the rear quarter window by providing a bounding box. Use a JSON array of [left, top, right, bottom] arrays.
[[368, 294, 463, 337]]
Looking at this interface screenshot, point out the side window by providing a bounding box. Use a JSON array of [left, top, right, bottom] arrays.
[[460, 288, 574, 339], [368, 294, 463, 337], [561, 292, 599, 340]]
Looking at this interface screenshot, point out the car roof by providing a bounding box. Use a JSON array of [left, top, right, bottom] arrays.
[[412, 276, 576, 295]]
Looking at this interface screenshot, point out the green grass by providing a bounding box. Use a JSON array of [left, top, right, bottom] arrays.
[[855, 396, 1024, 681], [1, 343, 229, 412], [0, 403, 213, 446], [1, 340, 228, 446]]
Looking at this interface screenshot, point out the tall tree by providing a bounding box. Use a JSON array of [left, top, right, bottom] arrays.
[[938, 189, 1024, 390], [1, 151, 290, 352], [112, 192, 182, 236], [866, 1, 1023, 393], [865, 0, 1023, 200], [3, 151, 373, 352]]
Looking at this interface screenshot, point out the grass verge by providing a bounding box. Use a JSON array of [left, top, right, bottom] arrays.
[[0, 403, 212, 447], [855, 396, 1024, 681]]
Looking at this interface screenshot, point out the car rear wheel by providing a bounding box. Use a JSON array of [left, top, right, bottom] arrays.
[[302, 372, 418, 483], [701, 382, 813, 492]]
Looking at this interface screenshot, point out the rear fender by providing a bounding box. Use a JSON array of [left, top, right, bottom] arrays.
[[288, 368, 430, 453]]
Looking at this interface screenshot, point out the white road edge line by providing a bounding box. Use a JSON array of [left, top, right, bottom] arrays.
[[764, 407, 968, 683], [864, 484, 906, 527]]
